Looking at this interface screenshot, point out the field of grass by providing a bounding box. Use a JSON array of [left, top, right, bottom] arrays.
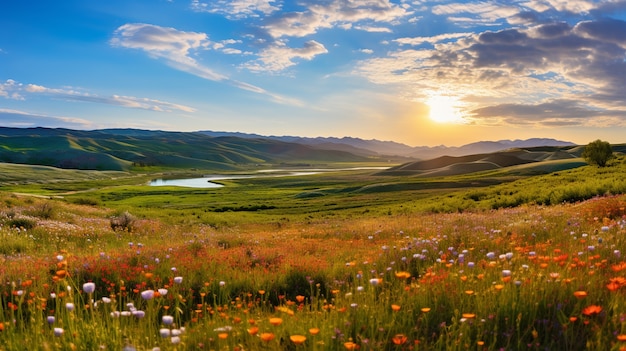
[[1, 156, 626, 350]]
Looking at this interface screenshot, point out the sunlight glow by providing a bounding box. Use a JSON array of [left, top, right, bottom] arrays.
[[426, 95, 466, 124]]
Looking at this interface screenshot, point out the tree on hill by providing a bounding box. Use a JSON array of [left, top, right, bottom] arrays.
[[582, 139, 614, 167]]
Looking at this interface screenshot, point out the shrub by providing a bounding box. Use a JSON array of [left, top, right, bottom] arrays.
[[27, 202, 55, 219], [5, 217, 37, 230], [109, 211, 136, 232]]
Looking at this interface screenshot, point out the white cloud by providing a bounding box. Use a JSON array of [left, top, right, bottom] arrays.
[[353, 25, 393, 33], [111, 23, 227, 81], [0, 109, 95, 129], [2, 80, 196, 113], [395, 32, 473, 46], [190, 0, 279, 19], [432, 1, 519, 24], [245, 40, 329, 72], [111, 23, 302, 105], [264, 0, 410, 38]]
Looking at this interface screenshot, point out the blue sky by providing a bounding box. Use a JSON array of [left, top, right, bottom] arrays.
[[2, 0, 626, 146]]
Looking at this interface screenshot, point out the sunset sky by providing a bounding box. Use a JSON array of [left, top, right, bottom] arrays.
[[1, 0, 626, 146]]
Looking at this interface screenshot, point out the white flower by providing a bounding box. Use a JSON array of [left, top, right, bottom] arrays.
[[158, 288, 168, 296], [54, 327, 64, 337], [102, 297, 112, 304], [83, 282, 96, 294], [171, 336, 181, 344], [160, 328, 171, 338], [65, 302, 75, 312], [219, 281, 226, 287], [162, 315, 174, 325], [141, 290, 155, 300], [132, 310, 145, 318], [173, 276, 183, 284]]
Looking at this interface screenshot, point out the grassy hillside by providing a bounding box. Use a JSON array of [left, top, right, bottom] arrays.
[[0, 127, 375, 171]]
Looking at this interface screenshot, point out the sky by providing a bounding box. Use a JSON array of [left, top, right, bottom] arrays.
[[1, 0, 626, 147]]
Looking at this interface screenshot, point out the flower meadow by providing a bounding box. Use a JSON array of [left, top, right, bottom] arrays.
[[1, 193, 626, 350]]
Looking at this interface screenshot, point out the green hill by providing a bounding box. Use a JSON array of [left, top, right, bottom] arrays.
[[0, 127, 371, 171]]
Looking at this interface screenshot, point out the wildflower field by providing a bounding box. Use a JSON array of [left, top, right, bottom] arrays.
[[1, 189, 626, 351]]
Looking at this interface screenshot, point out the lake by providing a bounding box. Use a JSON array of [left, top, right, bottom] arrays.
[[149, 167, 387, 188]]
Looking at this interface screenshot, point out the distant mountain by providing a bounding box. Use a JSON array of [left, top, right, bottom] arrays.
[[198, 131, 576, 159]]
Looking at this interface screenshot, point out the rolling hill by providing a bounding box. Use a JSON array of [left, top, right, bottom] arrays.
[[376, 147, 589, 177], [0, 127, 374, 171]]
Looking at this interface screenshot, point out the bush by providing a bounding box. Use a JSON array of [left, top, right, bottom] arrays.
[[110, 211, 136, 232]]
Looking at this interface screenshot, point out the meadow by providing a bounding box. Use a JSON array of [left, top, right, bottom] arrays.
[[1, 156, 626, 350]]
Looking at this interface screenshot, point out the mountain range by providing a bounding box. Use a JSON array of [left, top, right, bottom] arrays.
[[0, 127, 578, 171], [198, 130, 575, 159]]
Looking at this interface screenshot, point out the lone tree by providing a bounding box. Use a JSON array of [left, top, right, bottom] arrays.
[[581, 139, 614, 167]]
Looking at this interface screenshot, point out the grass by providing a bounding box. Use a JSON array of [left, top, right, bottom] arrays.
[[1, 158, 626, 349]]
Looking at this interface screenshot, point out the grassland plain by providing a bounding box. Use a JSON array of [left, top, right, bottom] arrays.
[[1, 157, 626, 350]]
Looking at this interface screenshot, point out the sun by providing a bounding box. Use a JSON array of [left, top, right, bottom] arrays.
[[426, 95, 466, 124]]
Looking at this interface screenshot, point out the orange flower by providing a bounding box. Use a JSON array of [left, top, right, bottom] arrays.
[[582, 305, 603, 316], [309, 327, 320, 335], [269, 317, 283, 326], [618, 334, 626, 341], [573, 291, 588, 299], [290, 335, 307, 345], [392, 334, 408, 345], [296, 295, 305, 303], [344, 341, 358, 350], [391, 304, 401, 311], [462, 313, 476, 319], [258, 290, 265, 295], [260, 333, 275, 342], [494, 284, 504, 291], [421, 307, 431, 313], [464, 290, 474, 295], [247, 326, 259, 336], [395, 271, 411, 279], [218, 332, 228, 339]]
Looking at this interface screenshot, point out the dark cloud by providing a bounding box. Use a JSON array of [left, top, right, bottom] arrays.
[[469, 99, 626, 126]]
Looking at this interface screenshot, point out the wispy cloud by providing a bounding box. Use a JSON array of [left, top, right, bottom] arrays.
[[190, 0, 279, 19], [263, 0, 410, 38], [1, 79, 195, 112], [244, 40, 328, 72], [0, 109, 95, 129], [110, 23, 303, 105]]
